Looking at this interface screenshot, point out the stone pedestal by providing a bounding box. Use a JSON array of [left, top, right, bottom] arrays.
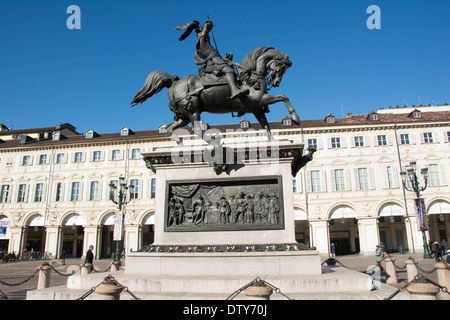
[[405, 259, 419, 283], [126, 139, 320, 295], [37, 264, 52, 289]]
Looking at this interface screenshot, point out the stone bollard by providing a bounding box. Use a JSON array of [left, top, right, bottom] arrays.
[[94, 276, 123, 300], [243, 280, 273, 300], [406, 274, 439, 300], [111, 260, 121, 272], [37, 263, 52, 289], [435, 261, 450, 300], [384, 258, 398, 285], [81, 263, 92, 275], [405, 259, 419, 283]]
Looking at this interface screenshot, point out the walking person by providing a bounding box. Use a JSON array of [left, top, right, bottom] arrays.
[[441, 238, 448, 256], [375, 244, 384, 272], [431, 241, 441, 262], [330, 243, 336, 258], [84, 245, 94, 272]]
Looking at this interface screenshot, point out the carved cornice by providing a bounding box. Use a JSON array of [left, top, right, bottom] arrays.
[[133, 242, 313, 253]]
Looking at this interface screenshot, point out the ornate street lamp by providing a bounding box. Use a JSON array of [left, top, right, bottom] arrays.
[[400, 162, 432, 259], [109, 176, 132, 261]]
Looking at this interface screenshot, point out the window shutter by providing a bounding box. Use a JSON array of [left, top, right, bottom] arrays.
[[330, 170, 336, 192], [439, 164, 447, 185], [306, 172, 312, 192], [345, 169, 352, 191], [369, 168, 375, 189], [320, 171, 327, 192]]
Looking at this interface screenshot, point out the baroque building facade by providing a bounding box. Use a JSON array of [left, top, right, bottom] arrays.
[[0, 105, 449, 258]]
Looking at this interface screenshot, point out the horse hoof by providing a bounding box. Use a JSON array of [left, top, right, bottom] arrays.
[[291, 113, 300, 125]]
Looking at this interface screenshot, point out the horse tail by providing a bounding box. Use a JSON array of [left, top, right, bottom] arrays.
[[130, 71, 178, 107]]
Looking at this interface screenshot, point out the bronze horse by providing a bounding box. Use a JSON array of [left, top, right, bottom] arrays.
[[130, 46, 299, 141]]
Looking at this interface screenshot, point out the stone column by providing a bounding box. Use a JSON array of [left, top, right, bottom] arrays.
[[384, 257, 398, 285], [243, 282, 273, 300], [405, 259, 419, 283], [406, 282, 439, 300], [37, 264, 52, 289], [81, 263, 92, 275], [111, 260, 121, 272], [435, 261, 450, 300], [94, 277, 123, 300]]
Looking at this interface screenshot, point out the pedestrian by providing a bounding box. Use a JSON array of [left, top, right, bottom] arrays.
[[330, 243, 336, 257], [84, 245, 94, 271], [446, 250, 450, 264], [441, 238, 448, 256], [431, 241, 441, 262], [375, 244, 384, 271]]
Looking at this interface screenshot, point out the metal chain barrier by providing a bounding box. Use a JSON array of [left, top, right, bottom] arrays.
[[0, 269, 39, 287], [226, 277, 292, 300], [92, 264, 112, 273], [77, 274, 141, 300], [321, 257, 350, 269]]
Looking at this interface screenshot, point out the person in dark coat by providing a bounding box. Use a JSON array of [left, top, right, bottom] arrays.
[[85, 245, 94, 271], [431, 241, 441, 262]]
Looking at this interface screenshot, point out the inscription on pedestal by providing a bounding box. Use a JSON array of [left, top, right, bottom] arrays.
[[164, 176, 284, 232]]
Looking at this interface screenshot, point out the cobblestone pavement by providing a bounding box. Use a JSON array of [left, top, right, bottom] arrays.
[[0, 253, 447, 300]]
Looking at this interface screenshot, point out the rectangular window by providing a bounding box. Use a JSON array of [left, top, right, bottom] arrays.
[[151, 178, 156, 199], [56, 153, 65, 164], [74, 152, 83, 163], [71, 182, 80, 201], [354, 136, 364, 147], [90, 181, 100, 200], [34, 183, 44, 202], [307, 139, 317, 149], [447, 131, 450, 142], [55, 182, 63, 201], [22, 155, 32, 166], [310, 170, 321, 192], [131, 148, 141, 159], [93, 151, 102, 162], [357, 168, 369, 190], [386, 166, 394, 188], [17, 184, 27, 202], [334, 169, 345, 191], [0, 185, 10, 203], [112, 150, 121, 161], [400, 134, 410, 145], [331, 137, 341, 148], [6, 157, 14, 166], [38, 154, 48, 165], [130, 179, 139, 199], [423, 132, 433, 144], [377, 135, 387, 146], [428, 164, 440, 186]]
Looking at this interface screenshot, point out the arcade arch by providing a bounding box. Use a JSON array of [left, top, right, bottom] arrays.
[[427, 200, 450, 245], [24, 214, 46, 254], [328, 205, 359, 255], [377, 203, 407, 253], [61, 213, 85, 258]]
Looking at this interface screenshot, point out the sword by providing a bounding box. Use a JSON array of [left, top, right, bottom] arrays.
[[207, 15, 219, 54]]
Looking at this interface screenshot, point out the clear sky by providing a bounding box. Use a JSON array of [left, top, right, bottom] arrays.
[[1, 0, 449, 134]]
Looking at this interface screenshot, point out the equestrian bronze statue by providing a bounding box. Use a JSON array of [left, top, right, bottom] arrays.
[[130, 19, 300, 141]]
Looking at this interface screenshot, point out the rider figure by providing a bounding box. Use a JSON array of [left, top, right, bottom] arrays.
[[194, 20, 249, 100]]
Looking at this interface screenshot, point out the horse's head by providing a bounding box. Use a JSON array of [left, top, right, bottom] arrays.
[[267, 54, 293, 87]]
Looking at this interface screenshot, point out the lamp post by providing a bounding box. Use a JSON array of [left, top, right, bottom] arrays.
[[109, 176, 131, 261], [400, 162, 432, 259]]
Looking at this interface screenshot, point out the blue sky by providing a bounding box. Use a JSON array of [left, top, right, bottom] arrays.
[[1, 0, 449, 134]]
